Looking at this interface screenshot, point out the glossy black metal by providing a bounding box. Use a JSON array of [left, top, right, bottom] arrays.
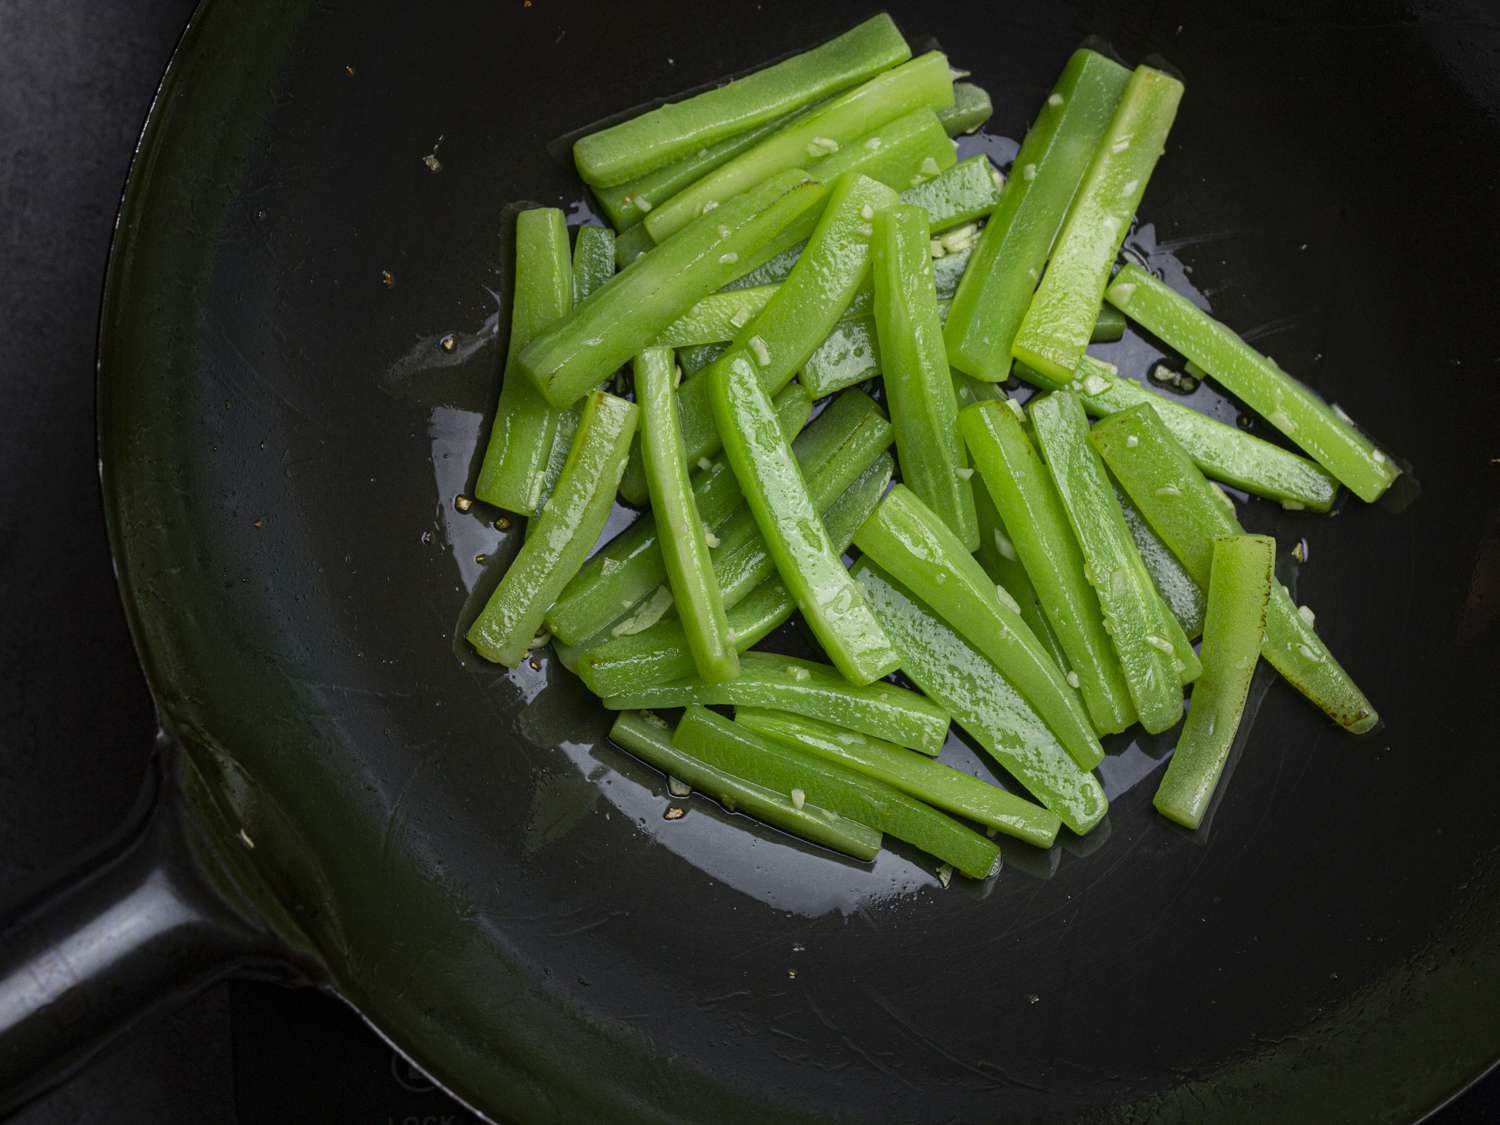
[[0, 743, 299, 1118], [4, 0, 1500, 1121]]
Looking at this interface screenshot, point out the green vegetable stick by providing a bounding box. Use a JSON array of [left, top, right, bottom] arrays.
[[1070, 355, 1339, 511], [619, 172, 900, 505], [943, 49, 1131, 380], [535, 226, 618, 514], [726, 112, 961, 296], [1089, 404, 1379, 733], [900, 155, 1003, 232], [937, 81, 993, 136], [851, 558, 1109, 835], [721, 241, 806, 290], [736, 708, 1061, 848], [522, 170, 826, 409], [678, 342, 727, 376], [673, 706, 999, 879], [571, 223, 616, 303], [1119, 485, 1205, 639], [870, 205, 978, 548], [972, 479, 1074, 678], [960, 400, 1137, 734], [1093, 303, 1127, 342], [655, 285, 778, 348], [592, 104, 819, 230], [806, 106, 957, 191], [606, 652, 949, 755], [635, 348, 738, 682], [854, 484, 1104, 769], [1153, 535, 1274, 829], [542, 384, 814, 646], [696, 394, 893, 609], [723, 227, 973, 295], [573, 15, 910, 186], [645, 52, 954, 242], [1104, 265, 1399, 502], [609, 712, 882, 861], [1028, 391, 1185, 733], [657, 149, 986, 353], [577, 394, 888, 659], [474, 208, 572, 514], [711, 359, 900, 684], [804, 300, 1120, 399], [612, 222, 655, 269], [1012, 65, 1184, 385], [467, 391, 638, 665], [627, 105, 957, 298], [577, 453, 893, 699]]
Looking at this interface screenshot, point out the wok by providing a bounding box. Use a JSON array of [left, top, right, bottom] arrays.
[[2, 0, 1498, 1121]]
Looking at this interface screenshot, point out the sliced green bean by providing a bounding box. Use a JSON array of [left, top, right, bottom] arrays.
[[1070, 355, 1340, 511], [583, 392, 886, 658], [696, 391, 892, 610], [535, 226, 618, 514], [654, 285, 777, 348], [943, 49, 1131, 380], [593, 104, 818, 230], [853, 484, 1104, 769], [635, 348, 738, 681], [971, 479, 1073, 679], [543, 383, 812, 646], [673, 706, 999, 879], [474, 208, 572, 514], [723, 230, 972, 297], [1028, 391, 1185, 733], [851, 558, 1109, 835], [901, 155, 1002, 232], [1012, 65, 1184, 385], [805, 107, 956, 192], [804, 299, 1119, 398], [645, 52, 953, 242], [871, 205, 978, 548], [658, 108, 953, 299], [938, 81, 993, 136], [522, 169, 826, 408], [533, 408, 579, 524], [1154, 535, 1274, 829], [711, 359, 899, 684], [1158, 576, 1204, 686], [960, 399, 1136, 735], [1093, 303, 1126, 342], [620, 170, 898, 503], [679, 341, 727, 376], [722, 241, 805, 290], [571, 223, 616, 302], [1105, 265, 1398, 502], [577, 453, 893, 698], [613, 222, 655, 269], [607, 652, 948, 754], [736, 708, 1061, 848], [573, 15, 910, 186], [1119, 485, 1205, 639], [609, 712, 882, 861], [467, 391, 637, 665], [1089, 404, 1379, 732]]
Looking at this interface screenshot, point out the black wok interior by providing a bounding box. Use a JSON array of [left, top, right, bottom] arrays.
[[99, 0, 1500, 1120]]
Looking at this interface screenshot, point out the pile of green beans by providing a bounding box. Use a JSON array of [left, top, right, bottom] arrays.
[[460, 17, 1402, 882]]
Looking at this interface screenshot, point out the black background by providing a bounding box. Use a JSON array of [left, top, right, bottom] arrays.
[[0, 2, 1493, 1122]]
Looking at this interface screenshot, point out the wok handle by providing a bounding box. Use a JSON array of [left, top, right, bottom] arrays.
[[0, 739, 290, 1116]]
